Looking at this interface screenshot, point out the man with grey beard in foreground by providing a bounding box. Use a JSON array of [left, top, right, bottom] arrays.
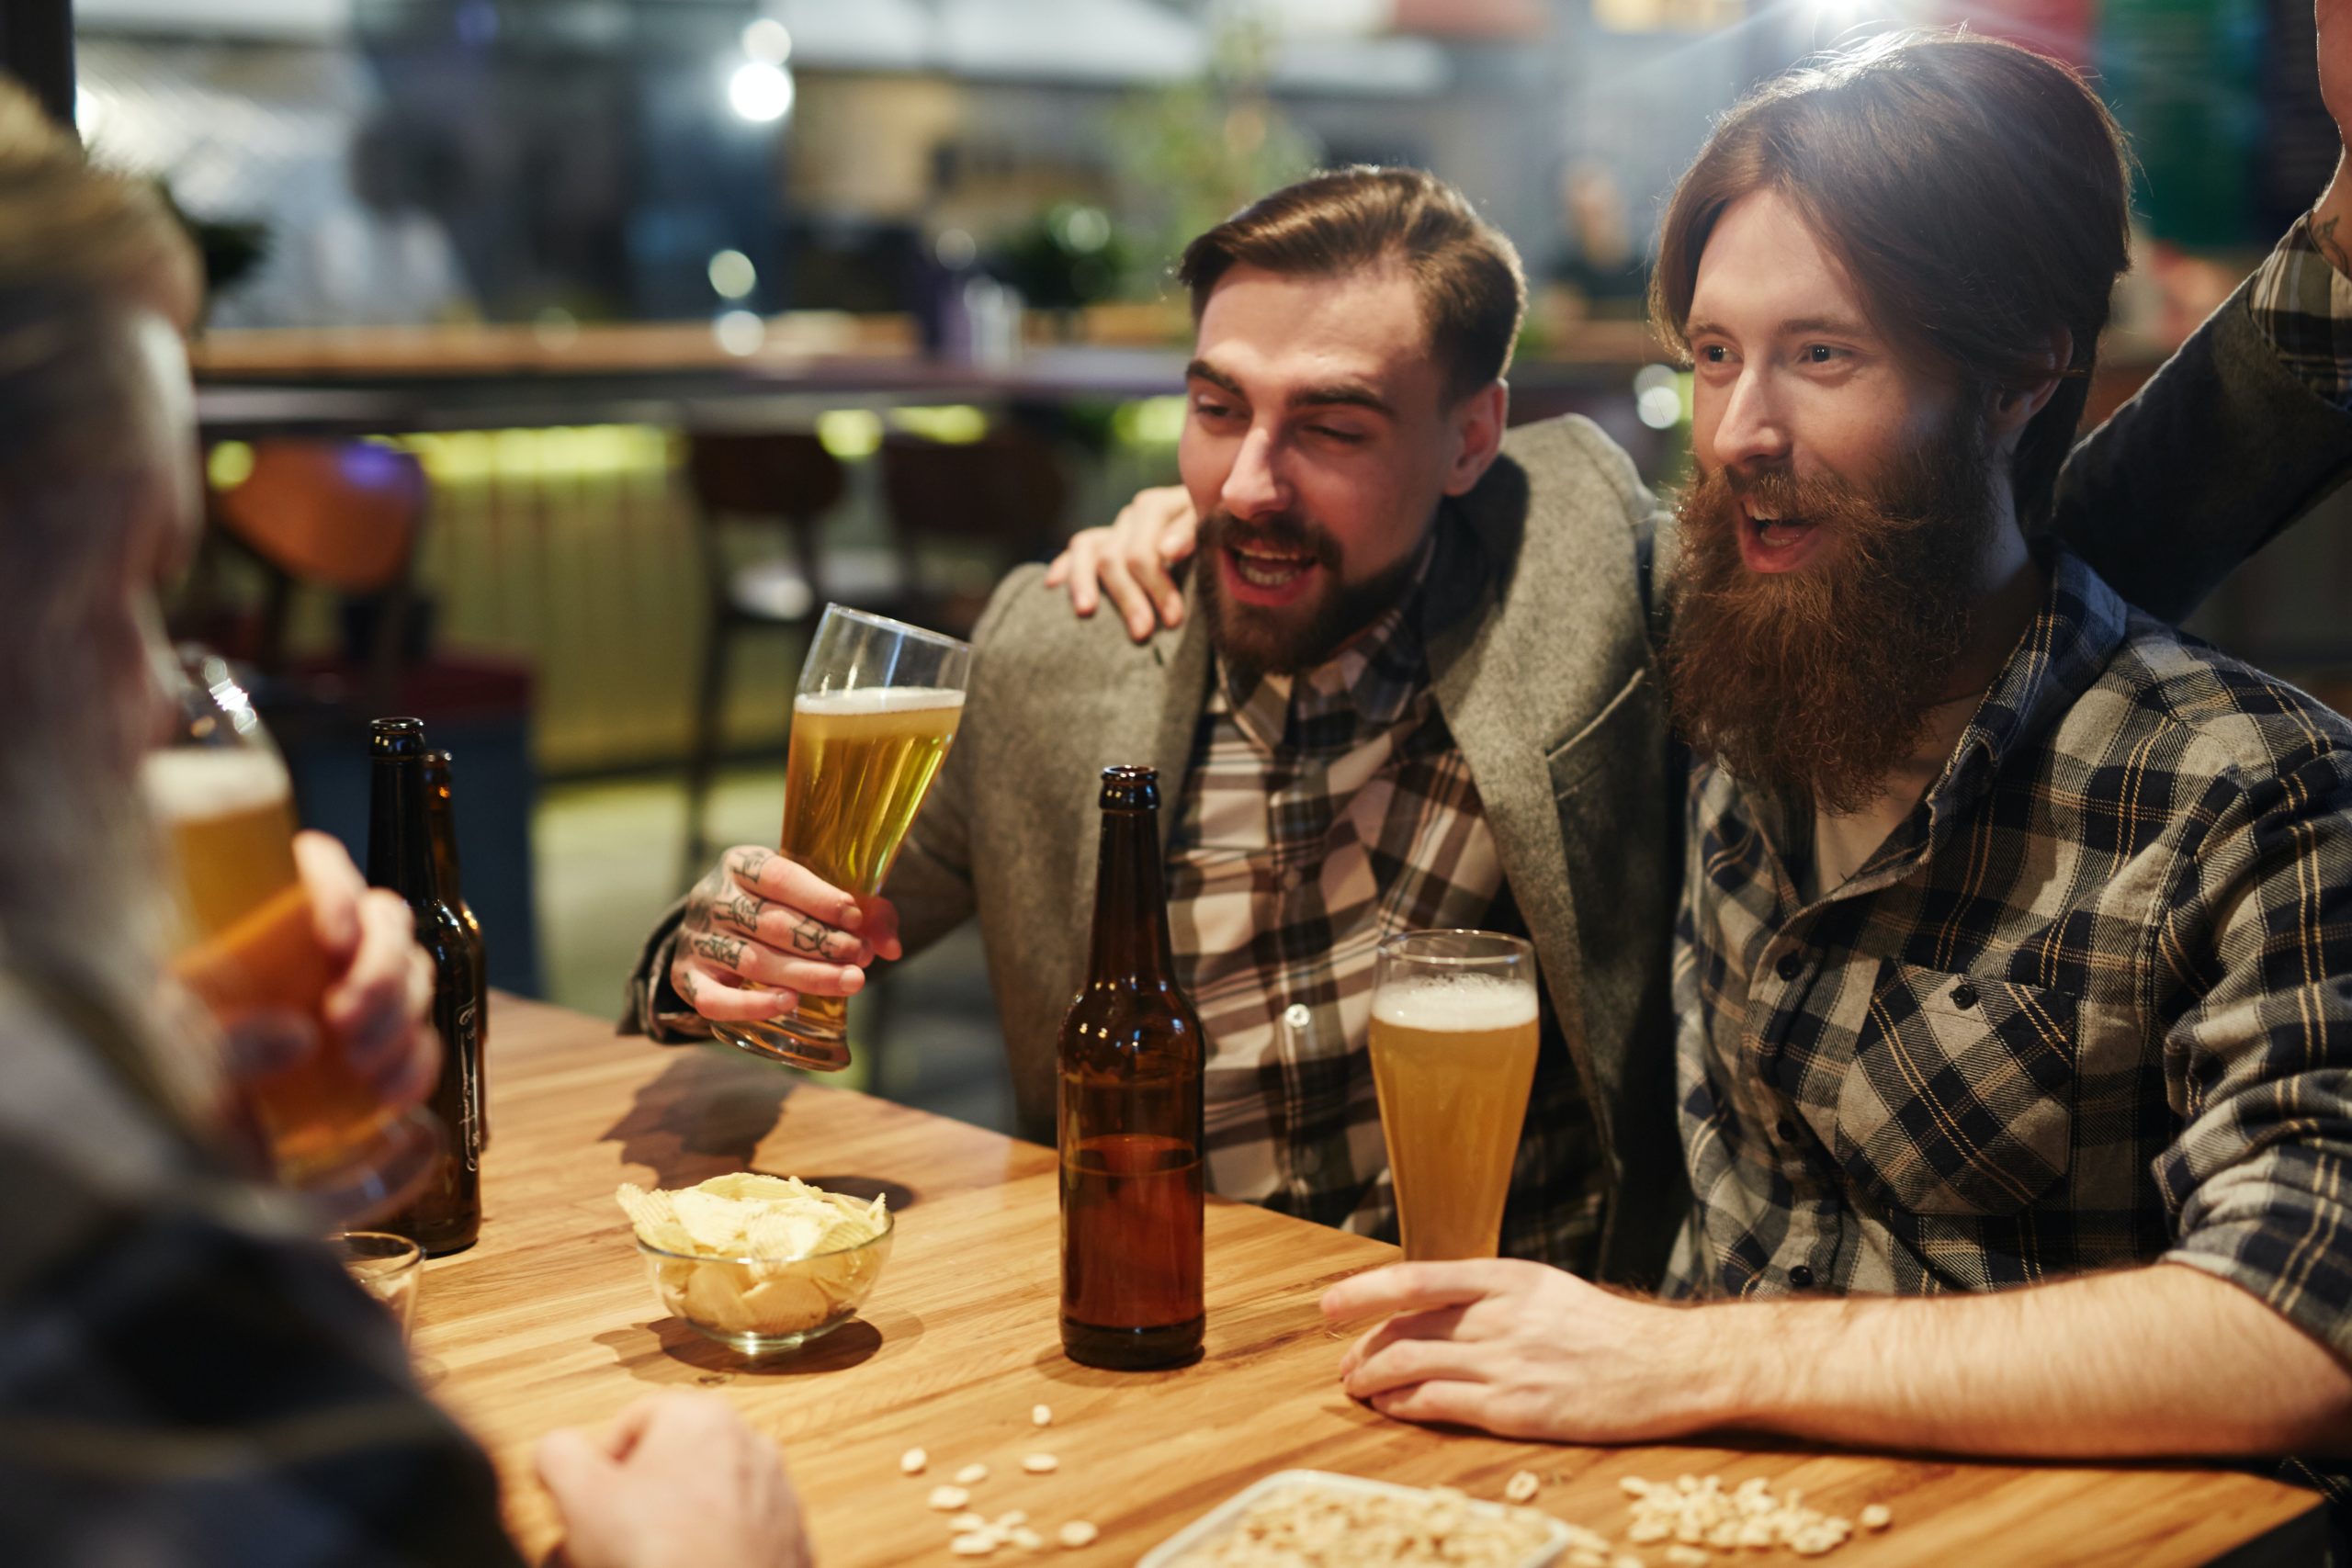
[[0, 85, 809, 1568]]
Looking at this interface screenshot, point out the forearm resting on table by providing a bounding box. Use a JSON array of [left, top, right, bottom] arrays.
[[1705, 1263, 2352, 1459]]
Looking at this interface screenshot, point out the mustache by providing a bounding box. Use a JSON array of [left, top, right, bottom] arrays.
[[1201, 508, 1341, 570]]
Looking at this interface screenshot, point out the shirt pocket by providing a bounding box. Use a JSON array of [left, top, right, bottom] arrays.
[[1835, 962, 2077, 1216]]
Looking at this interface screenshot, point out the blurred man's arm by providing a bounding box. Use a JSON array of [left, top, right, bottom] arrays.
[[2052, 6, 2352, 621]]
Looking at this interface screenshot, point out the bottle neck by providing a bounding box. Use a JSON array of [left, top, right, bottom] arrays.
[[426, 787, 466, 907], [1087, 807, 1173, 983], [368, 754, 441, 906]]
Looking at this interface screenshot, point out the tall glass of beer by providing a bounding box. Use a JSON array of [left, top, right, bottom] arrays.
[[715, 605, 970, 1072], [1368, 930, 1541, 1260], [144, 649, 437, 1217]]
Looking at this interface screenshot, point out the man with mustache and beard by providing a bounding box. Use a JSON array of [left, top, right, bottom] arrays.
[[635, 36, 2352, 1301], [1306, 30, 2352, 1484]]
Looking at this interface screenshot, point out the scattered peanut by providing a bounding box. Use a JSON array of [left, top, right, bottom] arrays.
[[957, 1464, 990, 1487], [929, 1485, 973, 1512], [951, 1535, 997, 1557], [1033, 1404, 1055, 1427], [995, 1511, 1029, 1529], [1618, 1472, 1882, 1561], [1503, 1470, 1542, 1505], [949, 1514, 988, 1533], [1012, 1529, 1046, 1551], [1023, 1453, 1060, 1474], [1057, 1521, 1099, 1549], [1859, 1505, 1892, 1531], [902, 1448, 930, 1475]]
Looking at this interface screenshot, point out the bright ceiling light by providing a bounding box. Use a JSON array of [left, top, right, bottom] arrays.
[[728, 61, 795, 124], [742, 18, 793, 64], [707, 249, 758, 300]]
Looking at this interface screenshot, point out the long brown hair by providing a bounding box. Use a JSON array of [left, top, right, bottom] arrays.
[[1179, 165, 1526, 406], [1649, 30, 2131, 528]]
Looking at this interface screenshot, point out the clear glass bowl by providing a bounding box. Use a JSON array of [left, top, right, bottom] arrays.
[[638, 1212, 894, 1357]]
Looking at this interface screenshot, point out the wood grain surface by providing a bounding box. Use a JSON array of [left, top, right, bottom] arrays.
[[418, 995, 2325, 1567]]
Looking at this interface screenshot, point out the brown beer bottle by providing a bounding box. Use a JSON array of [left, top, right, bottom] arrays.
[[423, 750, 488, 1149], [1057, 765, 1204, 1369], [368, 719, 483, 1256]]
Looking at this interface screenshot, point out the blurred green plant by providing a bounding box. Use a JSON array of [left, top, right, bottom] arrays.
[[990, 203, 1137, 312], [1106, 2, 1319, 298]]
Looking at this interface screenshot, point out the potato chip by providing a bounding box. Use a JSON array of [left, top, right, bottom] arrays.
[[621, 1174, 892, 1337]]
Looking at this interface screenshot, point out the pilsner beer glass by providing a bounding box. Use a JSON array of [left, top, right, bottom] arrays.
[[1368, 930, 1541, 1261], [716, 606, 970, 1072], [144, 649, 436, 1218]]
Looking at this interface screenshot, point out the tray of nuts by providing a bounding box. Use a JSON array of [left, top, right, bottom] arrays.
[[1139, 1471, 1574, 1568]]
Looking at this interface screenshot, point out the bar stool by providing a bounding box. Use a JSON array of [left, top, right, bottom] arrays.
[[875, 426, 1068, 639], [682, 430, 849, 875], [193, 439, 430, 715]]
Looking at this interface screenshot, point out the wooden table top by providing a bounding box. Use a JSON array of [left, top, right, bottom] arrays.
[[424, 995, 2326, 1567]]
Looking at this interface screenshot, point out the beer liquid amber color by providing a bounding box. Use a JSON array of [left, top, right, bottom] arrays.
[[424, 750, 488, 1147], [1367, 976, 1539, 1260], [1057, 766, 1205, 1370], [149, 747, 393, 1173], [369, 719, 484, 1256], [776, 687, 964, 1042]]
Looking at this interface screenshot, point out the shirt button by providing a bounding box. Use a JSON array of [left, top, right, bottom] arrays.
[[1775, 952, 1803, 982], [1295, 1145, 1323, 1177], [1951, 981, 1979, 1010], [1788, 1264, 1815, 1290], [1776, 1118, 1799, 1143]]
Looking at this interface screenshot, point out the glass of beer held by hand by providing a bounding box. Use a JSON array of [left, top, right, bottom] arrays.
[[143, 649, 436, 1218], [715, 605, 971, 1072], [1369, 930, 1541, 1261]]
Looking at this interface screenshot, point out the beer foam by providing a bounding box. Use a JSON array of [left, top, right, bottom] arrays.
[[1373, 973, 1538, 1032], [794, 686, 967, 716], [141, 746, 291, 823]]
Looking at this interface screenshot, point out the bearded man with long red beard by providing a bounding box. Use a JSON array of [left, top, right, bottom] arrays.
[[1317, 29, 2352, 1500]]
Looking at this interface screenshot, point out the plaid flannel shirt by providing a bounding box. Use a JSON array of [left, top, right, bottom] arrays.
[[2250, 213, 2352, 407], [1168, 526, 1604, 1269], [0, 967, 518, 1566], [1667, 548, 2352, 1371]]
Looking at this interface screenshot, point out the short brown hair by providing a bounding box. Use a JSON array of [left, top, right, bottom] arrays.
[[1649, 30, 2131, 527], [1179, 166, 1527, 406]]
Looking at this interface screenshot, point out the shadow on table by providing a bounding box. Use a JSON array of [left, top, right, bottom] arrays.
[[598, 1048, 927, 1212], [594, 1305, 924, 1386], [599, 1045, 799, 1188]]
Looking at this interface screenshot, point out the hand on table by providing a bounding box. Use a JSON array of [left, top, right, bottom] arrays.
[[671, 847, 899, 1023], [1321, 1259, 1730, 1444], [538, 1393, 810, 1568], [215, 831, 439, 1113], [1042, 484, 1198, 643]]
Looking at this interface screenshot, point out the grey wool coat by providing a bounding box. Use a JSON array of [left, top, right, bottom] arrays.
[[631, 279, 2352, 1288]]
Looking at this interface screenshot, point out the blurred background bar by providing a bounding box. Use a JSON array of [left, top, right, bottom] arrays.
[[30, 0, 2352, 1131]]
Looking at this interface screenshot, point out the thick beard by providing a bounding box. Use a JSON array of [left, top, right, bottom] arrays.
[[1194, 506, 1426, 678], [1662, 411, 2000, 816]]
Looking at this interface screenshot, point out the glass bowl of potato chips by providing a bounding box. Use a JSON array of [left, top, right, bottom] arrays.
[[618, 1173, 894, 1356]]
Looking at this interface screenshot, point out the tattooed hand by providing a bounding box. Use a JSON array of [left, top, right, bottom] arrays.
[[669, 847, 903, 1024], [2316, 0, 2352, 273]]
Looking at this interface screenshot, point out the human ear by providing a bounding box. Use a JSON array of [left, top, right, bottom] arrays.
[[1989, 329, 2074, 441], [1442, 379, 1510, 496]]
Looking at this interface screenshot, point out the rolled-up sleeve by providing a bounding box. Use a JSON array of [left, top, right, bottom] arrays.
[[2155, 750, 2352, 1361]]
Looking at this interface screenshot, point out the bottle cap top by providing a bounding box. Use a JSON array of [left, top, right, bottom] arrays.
[[369, 716, 427, 756], [1098, 764, 1159, 810]]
